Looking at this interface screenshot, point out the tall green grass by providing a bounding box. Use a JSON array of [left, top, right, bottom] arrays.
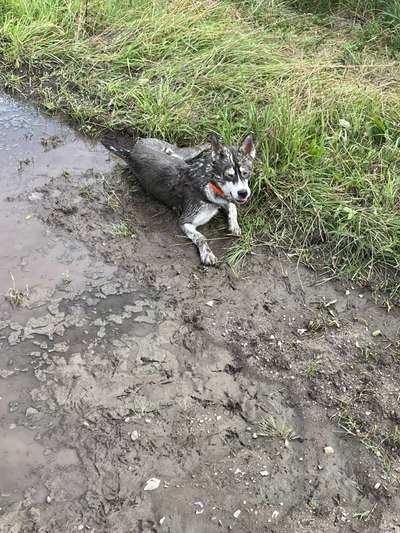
[[0, 0, 399, 297]]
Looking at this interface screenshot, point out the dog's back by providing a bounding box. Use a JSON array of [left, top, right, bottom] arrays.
[[103, 139, 190, 210]]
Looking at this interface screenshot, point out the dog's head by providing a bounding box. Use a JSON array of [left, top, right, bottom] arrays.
[[209, 134, 256, 204]]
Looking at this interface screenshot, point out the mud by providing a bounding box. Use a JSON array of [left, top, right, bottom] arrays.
[[0, 93, 399, 533]]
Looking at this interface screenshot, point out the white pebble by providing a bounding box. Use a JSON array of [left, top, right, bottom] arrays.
[[324, 446, 334, 455], [144, 478, 160, 491]]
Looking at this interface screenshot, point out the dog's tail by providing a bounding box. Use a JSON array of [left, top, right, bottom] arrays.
[[102, 139, 131, 161]]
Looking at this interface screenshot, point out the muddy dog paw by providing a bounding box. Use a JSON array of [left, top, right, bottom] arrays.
[[229, 224, 242, 237], [200, 247, 218, 266]]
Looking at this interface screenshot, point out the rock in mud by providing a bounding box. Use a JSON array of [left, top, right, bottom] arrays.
[[144, 478, 161, 491], [26, 407, 39, 417], [130, 430, 139, 441], [0, 369, 15, 378], [324, 446, 334, 455]]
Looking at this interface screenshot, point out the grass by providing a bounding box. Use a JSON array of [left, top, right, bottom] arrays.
[[257, 415, 299, 442], [0, 1, 400, 298], [305, 356, 321, 378], [334, 398, 398, 475], [111, 221, 132, 238], [353, 503, 377, 523]]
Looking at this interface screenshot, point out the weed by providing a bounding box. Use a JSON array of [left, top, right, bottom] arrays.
[[306, 357, 321, 378], [335, 398, 394, 473], [353, 503, 377, 522], [6, 272, 29, 307], [361, 346, 380, 363], [386, 425, 400, 449], [258, 416, 300, 442], [111, 222, 132, 238], [306, 313, 340, 335], [307, 497, 320, 513], [79, 184, 95, 201]]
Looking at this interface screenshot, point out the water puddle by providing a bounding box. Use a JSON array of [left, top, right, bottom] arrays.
[[0, 93, 115, 317]]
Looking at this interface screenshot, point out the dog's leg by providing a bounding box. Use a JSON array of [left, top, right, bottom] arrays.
[[180, 203, 219, 265], [181, 223, 218, 266], [224, 202, 241, 236]]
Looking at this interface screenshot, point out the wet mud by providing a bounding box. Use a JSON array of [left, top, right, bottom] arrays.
[[0, 93, 399, 533]]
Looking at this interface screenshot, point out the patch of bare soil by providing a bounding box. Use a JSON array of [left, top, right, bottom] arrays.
[[0, 93, 399, 533]]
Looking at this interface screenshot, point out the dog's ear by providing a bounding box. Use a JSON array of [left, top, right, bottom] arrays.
[[210, 133, 222, 159], [240, 134, 256, 160]]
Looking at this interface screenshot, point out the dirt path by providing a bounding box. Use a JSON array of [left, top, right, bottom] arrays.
[[0, 93, 399, 533]]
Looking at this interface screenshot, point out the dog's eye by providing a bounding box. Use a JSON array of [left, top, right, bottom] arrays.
[[240, 167, 249, 178], [225, 168, 235, 179]]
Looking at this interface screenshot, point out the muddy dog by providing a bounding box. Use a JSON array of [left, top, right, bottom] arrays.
[[103, 134, 256, 265]]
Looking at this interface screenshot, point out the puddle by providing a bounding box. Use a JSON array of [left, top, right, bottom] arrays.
[[0, 427, 46, 499], [0, 93, 112, 195], [0, 93, 115, 317]]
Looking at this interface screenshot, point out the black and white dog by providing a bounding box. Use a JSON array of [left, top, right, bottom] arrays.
[[104, 134, 256, 265]]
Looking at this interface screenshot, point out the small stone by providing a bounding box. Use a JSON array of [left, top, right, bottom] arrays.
[[372, 330, 381, 337], [26, 407, 39, 417], [206, 300, 214, 307], [46, 495, 52, 504], [0, 369, 14, 379], [233, 510, 241, 519], [324, 446, 334, 455], [100, 282, 120, 296], [194, 501, 204, 514], [130, 430, 139, 442], [159, 517, 165, 525], [374, 482, 381, 490], [260, 471, 269, 477], [144, 478, 160, 491], [78, 526, 84, 531], [272, 510, 279, 520], [107, 314, 123, 325], [52, 342, 68, 353], [252, 433, 258, 439]]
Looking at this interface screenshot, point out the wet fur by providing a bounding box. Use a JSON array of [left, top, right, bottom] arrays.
[[103, 135, 255, 265]]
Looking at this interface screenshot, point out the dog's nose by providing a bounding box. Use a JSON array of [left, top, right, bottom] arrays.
[[237, 189, 248, 200]]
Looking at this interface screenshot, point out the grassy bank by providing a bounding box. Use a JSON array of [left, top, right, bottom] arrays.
[[1, 0, 400, 298]]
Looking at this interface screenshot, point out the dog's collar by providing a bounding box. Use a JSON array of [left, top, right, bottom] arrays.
[[208, 181, 225, 197]]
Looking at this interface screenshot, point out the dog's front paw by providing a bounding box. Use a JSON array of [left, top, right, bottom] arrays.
[[200, 248, 218, 266], [229, 224, 242, 237]]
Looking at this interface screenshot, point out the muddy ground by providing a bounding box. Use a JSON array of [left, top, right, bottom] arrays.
[[0, 93, 399, 533]]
